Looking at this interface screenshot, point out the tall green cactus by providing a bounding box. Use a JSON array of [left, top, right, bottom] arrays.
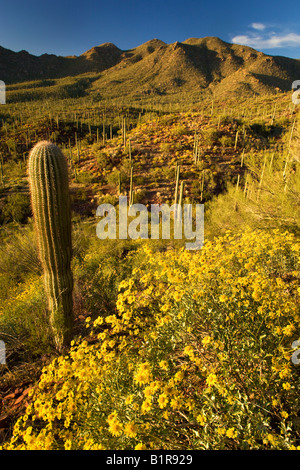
[[28, 141, 73, 350], [174, 164, 180, 204], [129, 165, 133, 206]]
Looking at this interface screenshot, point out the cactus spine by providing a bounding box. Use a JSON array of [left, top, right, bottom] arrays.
[[28, 141, 73, 350]]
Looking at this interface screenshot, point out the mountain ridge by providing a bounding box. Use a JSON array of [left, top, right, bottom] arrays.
[[1, 36, 300, 103]]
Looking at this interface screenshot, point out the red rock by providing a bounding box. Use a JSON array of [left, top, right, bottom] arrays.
[[22, 387, 32, 397], [14, 395, 24, 406], [3, 393, 16, 401]]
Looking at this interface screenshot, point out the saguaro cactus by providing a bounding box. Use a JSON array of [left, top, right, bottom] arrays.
[[28, 141, 73, 350]]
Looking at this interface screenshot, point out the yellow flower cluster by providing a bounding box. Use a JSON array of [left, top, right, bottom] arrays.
[[2, 228, 300, 450]]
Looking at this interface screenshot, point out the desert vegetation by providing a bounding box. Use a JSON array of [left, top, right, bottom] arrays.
[[0, 63, 300, 450]]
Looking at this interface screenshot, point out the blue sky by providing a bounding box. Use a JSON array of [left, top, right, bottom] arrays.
[[0, 0, 300, 59]]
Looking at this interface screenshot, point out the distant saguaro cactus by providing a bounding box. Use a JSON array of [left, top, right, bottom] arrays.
[[28, 141, 73, 350]]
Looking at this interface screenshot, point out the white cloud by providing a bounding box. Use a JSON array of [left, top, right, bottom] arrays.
[[251, 23, 266, 31], [232, 32, 300, 49]]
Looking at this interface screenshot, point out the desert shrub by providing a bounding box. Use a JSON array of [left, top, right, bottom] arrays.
[[133, 188, 147, 203], [96, 151, 113, 171], [202, 128, 220, 146], [73, 238, 139, 321], [134, 175, 146, 187], [3, 159, 26, 182], [2, 193, 31, 223], [75, 171, 95, 185], [57, 78, 90, 99], [0, 274, 53, 357], [3, 228, 300, 450], [0, 225, 40, 283], [71, 187, 88, 203], [170, 125, 188, 137], [106, 169, 126, 190], [219, 135, 234, 147], [159, 142, 173, 154], [0, 225, 55, 356], [97, 193, 119, 206]]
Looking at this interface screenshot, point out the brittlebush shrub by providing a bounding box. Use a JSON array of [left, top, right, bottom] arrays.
[[2, 228, 300, 450]]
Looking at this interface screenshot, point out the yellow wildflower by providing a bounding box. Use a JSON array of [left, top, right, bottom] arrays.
[[124, 422, 138, 438], [158, 393, 169, 409], [226, 427, 238, 439], [196, 414, 207, 426], [202, 336, 212, 346], [134, 363, 152, 386], [159, 360, 168, 370], [206, 373, 218, 387], [108, 418, 123, 437], [283, 382, 291, 390], [135, 443, 147, 450]]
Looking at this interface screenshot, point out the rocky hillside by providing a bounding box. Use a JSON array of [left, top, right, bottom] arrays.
[[1, 36, 300, 102]]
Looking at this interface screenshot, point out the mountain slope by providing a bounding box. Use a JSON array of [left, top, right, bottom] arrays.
[[0, 42, 123, 83], [1, 36, 300, 103], [88, 37, 300, 102]]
